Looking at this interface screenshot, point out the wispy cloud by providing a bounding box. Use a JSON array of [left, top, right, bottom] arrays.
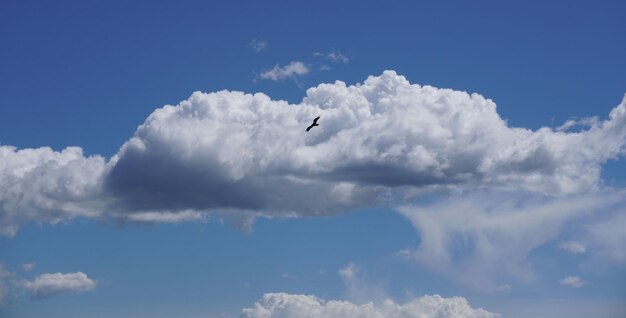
[[21, 263, 35, 272], [397, 190, 625, 292], [258, 61, 309, 81], [314, 50, 350, 64], [123, 211, 205, 223], [248, 38, 268, 52], [560, 276, 587, 288]]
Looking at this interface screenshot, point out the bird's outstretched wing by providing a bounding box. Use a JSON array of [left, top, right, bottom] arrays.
[[306, 115, 320, 132]]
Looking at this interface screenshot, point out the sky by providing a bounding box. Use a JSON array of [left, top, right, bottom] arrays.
[[1, 0, 625, 317]]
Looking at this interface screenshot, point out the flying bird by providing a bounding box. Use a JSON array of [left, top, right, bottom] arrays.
[[306, 116, 320, 132]]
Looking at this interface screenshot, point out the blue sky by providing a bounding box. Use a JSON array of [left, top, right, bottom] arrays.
[[1, 1, 625, 317]]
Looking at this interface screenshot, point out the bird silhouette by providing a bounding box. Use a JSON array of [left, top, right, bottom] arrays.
[[306, 116, 320, 132]]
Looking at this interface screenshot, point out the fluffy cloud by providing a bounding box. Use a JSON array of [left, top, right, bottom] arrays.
[[560, 276, 586, 288], [259, 61, 309, 81], [240, 293, 498, 318], [1, 71, 626, 236], [22, 272, 96, 300], [397, 190, 626, 291], [0, 146, 106, 236]]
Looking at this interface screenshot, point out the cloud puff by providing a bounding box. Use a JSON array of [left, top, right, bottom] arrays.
[[259, 61, 309, 81], [560, 276, 586, 288], [240, 293, 499, 318], [397, 190, 626, 291], [1, 71, 626, 235], [22, 272, 96, 300], [559, 241, 587, 255]]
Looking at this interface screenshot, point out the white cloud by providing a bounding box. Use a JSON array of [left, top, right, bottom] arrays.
[[559, 241, 586, 255], [2, 71, 626, 236], [22, 272, 96, 300], [240, 293, 499, 318], [259, 61, 309, 81], [397, 190, 626, 291], [249, 39, 268, 52], [560, 276, 586, 288], [0, 146, 106, 236]]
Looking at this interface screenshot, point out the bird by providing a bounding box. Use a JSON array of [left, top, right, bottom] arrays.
[[306, 116, 320, 132]]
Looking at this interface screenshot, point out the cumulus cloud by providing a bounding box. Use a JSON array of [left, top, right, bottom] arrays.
[[249, 39, 268, 52], [240, 292, 499, 318], [0, 146, 106, 236], [258, 61, 309, 81], [22, 272, 96, 300], [560, 276, 586, 288], [1, 71, 626, 236], [559, 241, 587, 255], [397, 190, 626, 291]]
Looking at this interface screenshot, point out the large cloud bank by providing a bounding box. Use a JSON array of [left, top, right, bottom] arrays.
[[240, 293, 498, 318], [1, 71, 626, 236]]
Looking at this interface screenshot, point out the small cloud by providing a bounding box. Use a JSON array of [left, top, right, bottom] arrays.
[[395, 248, 412, 259], [338, 263, 357, 280], [258, 61, 309, 81], [281, 272, 296, 279], [22, 272, 96, 300], [249, 39, 268, 52], [314, 50, 350, 63], [560, 276, 586, 288], [21, 263, 35, 272], [319, 270, 326, 276], [559, 241, 586, 255]]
